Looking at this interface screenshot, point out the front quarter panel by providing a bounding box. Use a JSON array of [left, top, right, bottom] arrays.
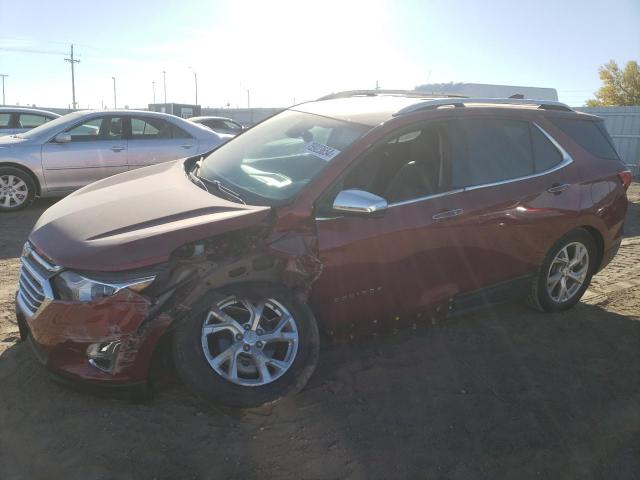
[[0, 143, 46, 194]]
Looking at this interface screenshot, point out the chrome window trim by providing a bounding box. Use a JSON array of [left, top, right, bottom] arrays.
[[388, 123, 572, 208], [387, 188, 466, 209], [462, 122, 572, 193], [315, 122, 572, 218]]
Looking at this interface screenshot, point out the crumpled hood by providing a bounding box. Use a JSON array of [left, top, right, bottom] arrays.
[[30, 160, 272, 271]]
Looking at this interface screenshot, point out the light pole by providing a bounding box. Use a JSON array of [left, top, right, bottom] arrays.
[[162, 70, 167, 104], [112, 76, 117, 109], [189, 67, 198, 105], [0, 74, 7, 105], [152, 81, 156, 104]]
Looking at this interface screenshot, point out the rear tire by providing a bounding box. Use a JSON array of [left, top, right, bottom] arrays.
[[527, 229, 597, 312], [0, 167, 36, 212], [173, 283, 320, 408]]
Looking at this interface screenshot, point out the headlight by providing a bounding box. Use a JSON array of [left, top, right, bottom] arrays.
[[53, 271, 156, 301]]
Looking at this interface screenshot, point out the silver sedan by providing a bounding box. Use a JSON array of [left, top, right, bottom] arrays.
[[0, 107, 60, 137], [0, 110, 231, 211]]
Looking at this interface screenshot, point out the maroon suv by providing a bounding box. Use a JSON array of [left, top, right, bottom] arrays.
[[15, 92, 632, 407]]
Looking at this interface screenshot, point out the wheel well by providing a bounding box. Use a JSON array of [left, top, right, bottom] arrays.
[[0, 162, 41, 196], [579, 225, 604, 268]]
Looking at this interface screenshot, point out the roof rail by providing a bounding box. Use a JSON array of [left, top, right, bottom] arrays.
[[394, 98, 573, 115], [316, 90, 466, 101]]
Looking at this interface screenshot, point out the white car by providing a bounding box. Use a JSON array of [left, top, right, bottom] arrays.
[[0, 107, 60, 137], [0, 110, 232, 211]]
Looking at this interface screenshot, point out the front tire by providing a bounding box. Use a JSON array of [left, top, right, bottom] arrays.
[[173, 283, 320, 408], [527, 229, 597, 312], [0, 167, 36, 212]]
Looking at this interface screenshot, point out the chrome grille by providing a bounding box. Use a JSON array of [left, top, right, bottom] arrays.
[[16, 243, 59, 318]]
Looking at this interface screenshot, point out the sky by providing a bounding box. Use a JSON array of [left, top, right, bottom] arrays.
[[0, 0, 638, 109]]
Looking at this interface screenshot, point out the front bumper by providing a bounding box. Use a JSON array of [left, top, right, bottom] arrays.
[[15, 289, 172, 386]]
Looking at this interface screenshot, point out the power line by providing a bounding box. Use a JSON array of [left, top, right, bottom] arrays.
[[64, 44, 80, 109], [0, 47, 66, 56]]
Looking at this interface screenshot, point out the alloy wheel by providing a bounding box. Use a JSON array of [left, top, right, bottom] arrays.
[[546, 242, 590, 303], [201, 296, 299, 386], [0, 174, 29, 209]]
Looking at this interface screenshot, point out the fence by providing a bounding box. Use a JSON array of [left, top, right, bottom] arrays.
[[575, 106, 640, 176], [200, 108, 283, 127]]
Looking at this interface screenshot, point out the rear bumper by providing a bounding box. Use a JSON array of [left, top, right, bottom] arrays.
[[15, 290, 172, 387]]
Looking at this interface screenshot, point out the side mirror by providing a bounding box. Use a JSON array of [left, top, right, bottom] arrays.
[[54, 133, 71, 144], [332, 189, 388, 216]]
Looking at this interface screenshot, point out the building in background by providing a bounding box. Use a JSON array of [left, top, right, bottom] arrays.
[[148, 103, 201, 118], [415, 82, 559, 101]]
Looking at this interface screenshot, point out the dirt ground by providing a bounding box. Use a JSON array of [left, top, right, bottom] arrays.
[[1, 185, 639, 480]]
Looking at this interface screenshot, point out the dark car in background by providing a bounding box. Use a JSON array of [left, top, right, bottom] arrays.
[[15, 91, 631, 407], [189, 116, 245, 136]]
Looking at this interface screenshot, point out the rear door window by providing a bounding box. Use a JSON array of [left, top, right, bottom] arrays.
[[549, 117, 619, 160], [447, 118, 534, 187], [0, 113, 11, 129], [18, 114, 50, 128], [131, 117, 192, 139]]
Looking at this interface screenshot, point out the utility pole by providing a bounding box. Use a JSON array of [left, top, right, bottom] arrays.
[[162, 70, 167, 104], [152, 81, 156, 104], [189, 67, 198, 105], [247, 89, 250, 108], [112, 76, 117, 108], [0, 74, 7, 105], [64, 44, 80, 109], [194, 72, 198, 104]]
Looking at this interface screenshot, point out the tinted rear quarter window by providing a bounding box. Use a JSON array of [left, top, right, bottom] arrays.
[[549, 117, 619, 160]]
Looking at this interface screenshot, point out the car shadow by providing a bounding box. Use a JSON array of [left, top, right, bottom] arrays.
[[1, 301, 639, 479]]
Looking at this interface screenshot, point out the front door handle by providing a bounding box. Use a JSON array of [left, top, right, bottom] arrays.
[[547, 183, 570, 194], [432, 208, 464, 220], [110, 145, 125, 152], [181, 144, 194, 149]]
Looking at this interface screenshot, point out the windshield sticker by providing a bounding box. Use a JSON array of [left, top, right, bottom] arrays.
[[304, 141, 340, 161]]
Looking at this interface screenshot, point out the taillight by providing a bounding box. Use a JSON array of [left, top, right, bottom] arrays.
[[618, 169, 633, 191]]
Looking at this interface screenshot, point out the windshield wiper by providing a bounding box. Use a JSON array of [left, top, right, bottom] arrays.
[[209, 179, 246, 205], [189, 160, 245, 204]]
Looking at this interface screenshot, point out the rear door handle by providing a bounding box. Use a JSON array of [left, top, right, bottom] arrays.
[[432, 208, 464, 220], [181, 144, 194, 149], [547, 183, 570, 194], [110, 145, 125, 152]]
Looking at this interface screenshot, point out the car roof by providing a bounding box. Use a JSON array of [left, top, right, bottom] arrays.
[[292, 96, 438, 126], [0, 107, 60, 117], [292, 92, 581, 126]]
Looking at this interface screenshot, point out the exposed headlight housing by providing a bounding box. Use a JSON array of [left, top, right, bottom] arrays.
[[53, 271, 156, 302]]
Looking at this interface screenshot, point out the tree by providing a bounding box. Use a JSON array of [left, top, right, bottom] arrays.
[[586, 60, 640, 106]]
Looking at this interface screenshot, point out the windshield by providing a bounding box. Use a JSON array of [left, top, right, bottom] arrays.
[[198, 110, 369, 205], [16, 111, 85, 140]]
